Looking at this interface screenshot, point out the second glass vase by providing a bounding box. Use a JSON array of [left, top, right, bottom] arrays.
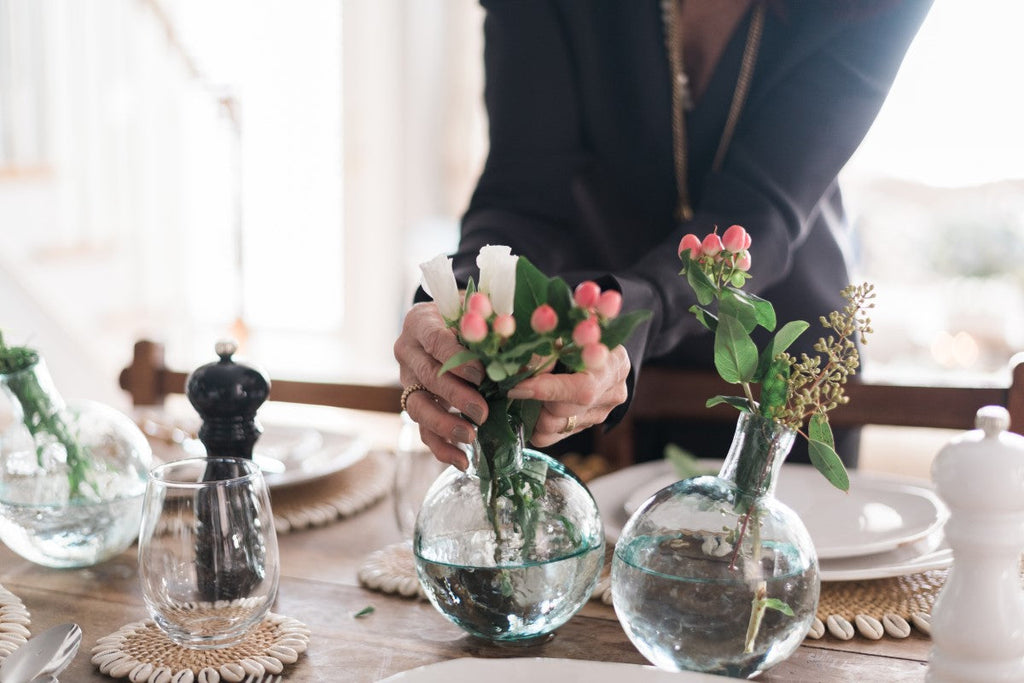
[[611, 411, 819, 678], [413, 416, 604, 645]]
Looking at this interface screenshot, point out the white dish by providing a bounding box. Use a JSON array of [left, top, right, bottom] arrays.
[[590, 460, 951, 579], [378, 657, 727, 682], [818, 529, 952, 581], [170, 424, 369, 490]]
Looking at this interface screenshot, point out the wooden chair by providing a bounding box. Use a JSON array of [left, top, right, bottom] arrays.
[[119, 339, 403, 414], [593, 359, 1024, 469], [120, 339, 1024, 471]]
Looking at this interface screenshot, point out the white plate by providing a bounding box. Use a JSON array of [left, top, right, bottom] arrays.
[[379, 657, 727, 682], [818, 529, 952, 581], [590, 460, 950, 576], [170, 424, 369, 490]]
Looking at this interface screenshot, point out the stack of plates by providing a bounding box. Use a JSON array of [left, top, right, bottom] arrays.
[[154, 421, 370, 490], [589, 460, 952, 581]]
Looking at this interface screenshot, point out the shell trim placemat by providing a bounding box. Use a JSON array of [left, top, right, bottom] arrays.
[[270, 450, 393, 534], [92, 612, 310, 683], [0, 583, 31, 661]]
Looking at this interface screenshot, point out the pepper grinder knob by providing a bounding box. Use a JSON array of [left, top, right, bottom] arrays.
[[185, 338, 270, 460], [927, 405, 1024, 682]]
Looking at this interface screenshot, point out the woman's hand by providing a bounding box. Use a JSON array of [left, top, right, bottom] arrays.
[[507, 345, 630, 448], [393, 302, 488, 470]]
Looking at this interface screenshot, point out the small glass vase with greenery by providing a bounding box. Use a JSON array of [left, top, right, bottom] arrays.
[[611, 225, 874, 677]]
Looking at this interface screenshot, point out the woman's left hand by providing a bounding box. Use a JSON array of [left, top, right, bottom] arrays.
[[507, 345, 630, 447]]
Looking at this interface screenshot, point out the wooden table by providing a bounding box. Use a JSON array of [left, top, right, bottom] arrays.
[[0, 452, 934, 682]]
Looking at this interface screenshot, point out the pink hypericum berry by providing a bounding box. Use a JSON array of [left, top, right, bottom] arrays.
[[596, 290, 622, 319], [493, 313, 516, 338], [722, 225, 749, 253], [678, 233, 702, 259], [735, 252, 752, 272], [574, 281, 601, 309], [572, 318, 601, 347], [701, 233, 723, 258], [466, 292, 493, 318], [530, 304, 558, 334], [460, 311, 488, 343], [582, 342, 609, 370]]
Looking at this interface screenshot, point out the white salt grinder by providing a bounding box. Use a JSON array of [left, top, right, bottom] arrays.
[[927, 405, 1024, 682]]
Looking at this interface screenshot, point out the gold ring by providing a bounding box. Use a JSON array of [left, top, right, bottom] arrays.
[[560, 414, 578, 434], [400, 383, 428, 413]]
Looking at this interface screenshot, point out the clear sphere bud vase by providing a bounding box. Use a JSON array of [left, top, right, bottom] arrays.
[[611, 411, 819, 677], [413, 412, 604, 645], [0, 358, 153, 568]]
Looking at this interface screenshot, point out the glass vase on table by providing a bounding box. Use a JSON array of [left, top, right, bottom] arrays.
[[611, 411, 819, 677], [0, 336, 152, 568], [414, 402, 604, 645]]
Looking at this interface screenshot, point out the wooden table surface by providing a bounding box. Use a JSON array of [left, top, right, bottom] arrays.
[[0, 449, 935, 682]]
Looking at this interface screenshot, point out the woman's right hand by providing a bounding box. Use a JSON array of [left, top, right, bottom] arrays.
[[393, 302, 488, 470]]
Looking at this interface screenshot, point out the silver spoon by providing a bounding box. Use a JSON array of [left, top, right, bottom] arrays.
[[0, 623, 82, 683]]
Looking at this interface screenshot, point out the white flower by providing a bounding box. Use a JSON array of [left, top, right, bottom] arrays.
[[476, 245, 518, 316], [419, 254, 462, 322]]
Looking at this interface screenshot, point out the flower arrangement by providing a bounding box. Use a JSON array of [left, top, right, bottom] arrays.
[[677, 225, 874, 652], [678, 224, 874, 492], [0, 332, 96, 499], [420, 246, 648, 546]]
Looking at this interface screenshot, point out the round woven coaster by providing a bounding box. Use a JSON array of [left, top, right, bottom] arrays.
[[0, 583, 31, 660], [359, 541, 618, 602], [358, 541, 425, 599], [270, 450, 394, 534], [92, 612, 310, 682]]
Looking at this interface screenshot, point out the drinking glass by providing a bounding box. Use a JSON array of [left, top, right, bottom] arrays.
[[393, 412, 446, 538], [138, 457, 280, 649]]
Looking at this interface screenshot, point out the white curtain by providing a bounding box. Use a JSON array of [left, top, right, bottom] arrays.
[[0, 0, 486, 402]]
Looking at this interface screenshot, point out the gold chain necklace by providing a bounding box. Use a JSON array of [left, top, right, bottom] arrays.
[[661, 0, 766, 221]]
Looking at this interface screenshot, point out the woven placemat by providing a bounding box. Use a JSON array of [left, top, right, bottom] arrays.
[[92, 612, 310, 682], [270, 450, 393, 534], [594, 550, 948, 641], [0, 583, 31, 660]]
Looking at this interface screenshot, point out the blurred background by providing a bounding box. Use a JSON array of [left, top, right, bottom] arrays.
[[1, 0, 1022, 413]]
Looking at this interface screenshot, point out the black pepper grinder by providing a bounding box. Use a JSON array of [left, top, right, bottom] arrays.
[[185, 339, 270, 461], [185, 339, 271, 602]]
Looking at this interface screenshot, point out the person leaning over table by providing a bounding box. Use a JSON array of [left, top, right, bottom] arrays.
[[393, 0, 933, 471]]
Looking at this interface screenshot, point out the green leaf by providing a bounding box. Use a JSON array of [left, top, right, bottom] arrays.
[[516, 399, 543, 442], [705, 395, 753, 412], [546, 277, 574, 329], [686, 263, 717, 306], [485, 361, 508, 382], [808, 431, 849, 492], [760, 598, 794, 617], [741, 290, 777, 331], [713, 314, 758, 383], [755, 320, 809, 381], [688, 305, 718, 333], [599, 309, 651, 349], [438, 349, 481, 376], [512, 257, 551, 335], [353, 606, 375, 618], [664, 443, 706, 480], [808, 412, 836, 450], [720, 289, 757, 333], [759, 359, 789, 417]]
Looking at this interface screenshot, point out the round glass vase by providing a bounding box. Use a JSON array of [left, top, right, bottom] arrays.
[[611, 411, 819, 678], [0, 358, 153, 568], [413, 418, 604, 645]]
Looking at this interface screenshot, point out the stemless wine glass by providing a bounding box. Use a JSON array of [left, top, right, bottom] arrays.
[[393, 412, 446, 538], [138, 457, 280, 649]]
